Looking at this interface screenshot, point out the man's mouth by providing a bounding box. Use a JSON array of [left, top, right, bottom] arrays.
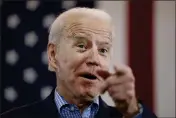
[[79, 73, 97, 80]]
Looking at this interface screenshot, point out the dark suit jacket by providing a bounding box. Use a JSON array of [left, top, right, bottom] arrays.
[[1, 90, 157, 118]]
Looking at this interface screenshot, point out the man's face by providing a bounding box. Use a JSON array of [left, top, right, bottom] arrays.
[[54, 16, 112, 101]]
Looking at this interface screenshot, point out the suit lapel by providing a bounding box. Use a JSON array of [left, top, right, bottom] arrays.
[[95, 97, 122, 118], [42, 90, 60, 118], [95, 97, 110, 118]]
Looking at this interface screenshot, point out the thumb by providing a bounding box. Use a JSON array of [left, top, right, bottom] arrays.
[[96, 69, 111, 80], [96, 69, 111, 94]]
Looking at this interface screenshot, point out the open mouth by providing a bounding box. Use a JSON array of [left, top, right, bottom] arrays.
[[79, 73, 97, 80]]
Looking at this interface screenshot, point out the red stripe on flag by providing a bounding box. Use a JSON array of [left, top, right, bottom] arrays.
[[127, 0, 154, 111]]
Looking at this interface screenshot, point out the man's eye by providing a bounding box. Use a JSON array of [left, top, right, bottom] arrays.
[[77, 44, 86, 49], [99, 48, 108, 53]]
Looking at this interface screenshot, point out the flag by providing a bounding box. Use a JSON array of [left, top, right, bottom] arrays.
[[1, 1, 175, 117]]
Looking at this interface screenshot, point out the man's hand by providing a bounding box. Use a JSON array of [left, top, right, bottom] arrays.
[[97, 64, 139, 117]]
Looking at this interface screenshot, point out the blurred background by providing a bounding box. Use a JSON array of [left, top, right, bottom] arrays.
[[1, 1, 175, 117]]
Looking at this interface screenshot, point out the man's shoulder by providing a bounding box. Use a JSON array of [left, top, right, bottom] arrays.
[[1, 90, 58, 118], [1, 101, 42, 118]]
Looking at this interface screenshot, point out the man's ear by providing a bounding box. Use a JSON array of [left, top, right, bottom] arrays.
[[47, 43, 58, 71]]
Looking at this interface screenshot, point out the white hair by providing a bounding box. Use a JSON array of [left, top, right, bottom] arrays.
[[48, 7, 115, 71]]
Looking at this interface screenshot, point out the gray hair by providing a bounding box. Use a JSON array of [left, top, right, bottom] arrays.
[[48, 7, 115, 71]]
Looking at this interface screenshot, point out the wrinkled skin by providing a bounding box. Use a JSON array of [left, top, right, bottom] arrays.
[[47, 15, 138, 116]]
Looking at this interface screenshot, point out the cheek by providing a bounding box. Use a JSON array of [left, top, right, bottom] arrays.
[[100, 57, 110, 70], [58, 46, 87, 74], [67, 54, 87, 73]]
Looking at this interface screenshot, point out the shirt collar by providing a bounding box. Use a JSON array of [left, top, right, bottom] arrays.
[[54, 89, 99, 112]]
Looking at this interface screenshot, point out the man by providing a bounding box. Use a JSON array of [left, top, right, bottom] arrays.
[[1, 7, 157, 118]]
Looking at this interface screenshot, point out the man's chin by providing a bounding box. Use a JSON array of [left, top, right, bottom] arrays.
[[81, 91, 100, 101]]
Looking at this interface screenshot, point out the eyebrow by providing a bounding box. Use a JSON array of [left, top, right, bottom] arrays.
[[97, 41, 112, 47], [69, 32, 112, 46], [72, 35, 89, 43]]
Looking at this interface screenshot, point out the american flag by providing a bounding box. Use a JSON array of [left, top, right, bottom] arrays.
[[1, 1, 175, 117]]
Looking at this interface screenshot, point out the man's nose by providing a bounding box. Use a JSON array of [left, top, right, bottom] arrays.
[[86, 49, 100, 67]]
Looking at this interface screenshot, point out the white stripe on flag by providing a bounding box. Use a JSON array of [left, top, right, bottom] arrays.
[[153, 1, 175, 117]]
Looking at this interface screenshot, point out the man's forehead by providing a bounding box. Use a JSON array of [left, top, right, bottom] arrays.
[[63, 21, 113, 41], [66, 15, 112, 30]]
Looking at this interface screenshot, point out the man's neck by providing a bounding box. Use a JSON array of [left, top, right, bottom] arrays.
[[56, 86, 92, 113]]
